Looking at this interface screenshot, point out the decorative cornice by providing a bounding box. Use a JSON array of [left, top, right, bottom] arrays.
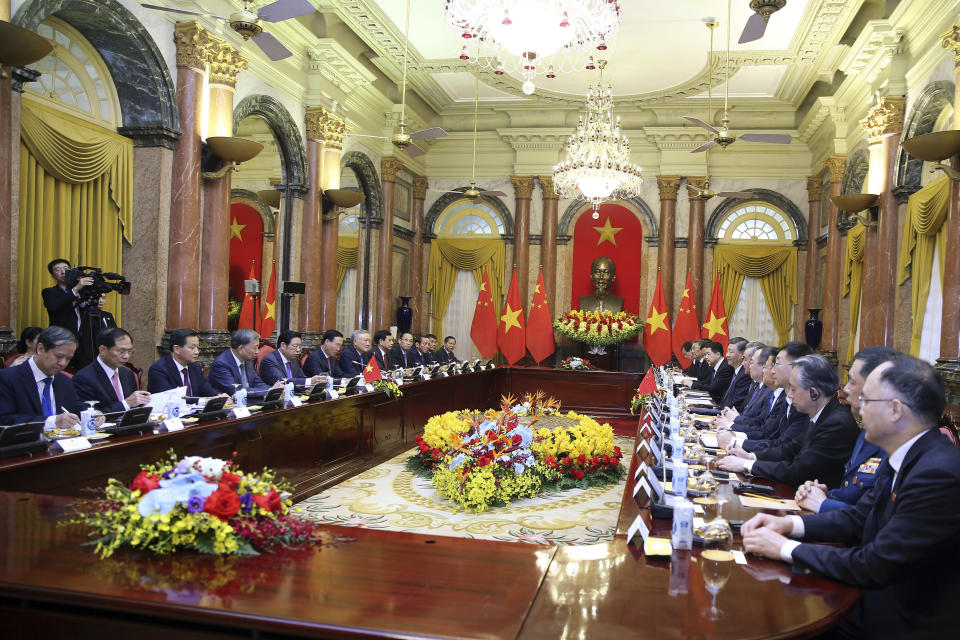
[[207, 43, 248, 88], [511, 176, 536, 199], [840, 20, 905, 84], [393, 225, 415, 241], [686, 177, 708, 198], [412, 176, 428, 199], [538, 176, 557, 198], [498, 129, 569, 150], [657, 176, 682, 200], [940, 14, 960, 64], [860, 96, 905, 139], [823, 154, 847, 183], [806, 176, 824, 200], [305, 107, 349, 148], [381, 157, 404, 183], [173, 22, 215, 71], [307, 39, 377, 94]]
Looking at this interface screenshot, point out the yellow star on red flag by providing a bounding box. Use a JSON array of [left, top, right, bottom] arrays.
[[501, 304, 522, 334], [703, 310, 727, 338]]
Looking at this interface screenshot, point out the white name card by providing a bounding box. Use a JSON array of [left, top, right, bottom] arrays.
[[651, 441, 663, 465], [162, 417, 184, 432], [645, 465, 664, 500], [731, 550, 748, 565], [289, 396, 303, 407], [230, 407, 251, 419], [365, 383, 376, 392], [634, 461, 647, 481], [53, 437, 92, 452], [633, 475, 652, 500], [626, 514, 650, 545], [636, 440, 651, 458]]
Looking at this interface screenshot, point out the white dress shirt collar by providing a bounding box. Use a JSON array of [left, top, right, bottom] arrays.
[[889, 430, 928, 474], [97, 356, 118, 379]]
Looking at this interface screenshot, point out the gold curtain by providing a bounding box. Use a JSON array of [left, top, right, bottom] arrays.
[[18, 99, 133, 330], [713, 245, 798, 344], [337, 235, 359, 292], [426, 238, 505, 339], [897, 175, 950, 355], [843, 223, 867, 363]]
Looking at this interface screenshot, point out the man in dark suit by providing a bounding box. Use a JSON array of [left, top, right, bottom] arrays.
[[713, 346, 774, 430], [717, 354, 859, 488], [146, 328, 219, 397], [684, 341, 733, 404], [260, 330, 327, 387], [742, 356, 960, 638], [0, 326, 86, 428], [409, 334, 435, 366], [73, 327, 150, 414], [338, 330, 371, 377], [434, 335, 459, 364], [719, 338, 753, 411], [303, 330, 345, 378], [208, 329, 280, 397], [390, 332, 415, 369], [41, 259, 92, 335], [371, 329, 396, 371]]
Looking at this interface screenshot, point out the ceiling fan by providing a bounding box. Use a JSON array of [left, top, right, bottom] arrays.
[[345, 0, 447, 157], [141, 0, 314, 61], [683, 1, 791, 153], [739, 0, 787, 44], [687, 173, 754, 201]]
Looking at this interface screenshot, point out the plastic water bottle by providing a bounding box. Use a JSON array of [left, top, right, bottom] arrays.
[[326, 375, 334, 391], [673, 460, 689, 499], [671, 431, 685, 464], [671, 498, 694, 550], [233, 387, 247, 409], [283, 381, 294, 404], [80, 407, 97, 437], [165, 400, 181, 419]]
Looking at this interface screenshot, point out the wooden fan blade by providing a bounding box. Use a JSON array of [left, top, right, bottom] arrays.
[[405, 143, 426, 158], [738, 12, 767, 44], [740, 133, 792, 145], [479, 190, 507, 197], [682, 116, 719, 135], [252, 31, 293, 61], [346, 133, 388, 140], [410, 127, 448, 141], [258, 0, 315, 22], [717, 191, 754, 199], [141, 4, 226, 20], [691, 140, 718, 154]]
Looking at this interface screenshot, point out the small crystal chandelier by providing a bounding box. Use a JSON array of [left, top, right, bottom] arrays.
[[443, 0, 622, 95], [553, 60, 642, 218]]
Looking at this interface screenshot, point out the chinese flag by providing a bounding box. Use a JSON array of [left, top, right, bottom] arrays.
[[237, 263, 259, 331], [637, 366, 657, 395], [362, 353, 382, 384], [497, 268, 527, 365], [470, 265, 498, 359], [260, 263, 277, 338], [701, 273, 730, 351], [672, 272, 700, 368], [642, 272, 672, 366], [526, 268, 555, 363]]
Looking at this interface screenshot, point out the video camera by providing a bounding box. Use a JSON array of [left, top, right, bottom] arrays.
[[64, 266, 131, 304]]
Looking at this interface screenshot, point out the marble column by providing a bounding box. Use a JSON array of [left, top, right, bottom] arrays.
[[299, 107, 333, 344], [511, 176, 535, 310], [0, 41, 13, 352], [686, 177, 708, 313], [821, 155, 847, 366], [657, 176, 681, 312], [803, 177, 824, 337], [166, 23, 214, 333], [410, 176, 428, 331], [318, 114, 348, 334], [199, 42, 247, 350], [539, 176, 559, 315], [376, 157, 404, 330]]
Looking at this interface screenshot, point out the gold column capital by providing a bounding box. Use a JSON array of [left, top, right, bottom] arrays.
[[381, 157, 405, 183], [686, 176, 708, 198], [823, 154, 847, 183], [511, 176, 536, 199], [305, 107, 349, 148], [174, 22, 216, 71], [412, 176, 429, 199], [807, 176, 824, 200], [940, 15, 960, 64], [657, 175, 682, 200], [860, 96, 905, 139], [538, 175, 557, 198], [208, 42, 248, 88]]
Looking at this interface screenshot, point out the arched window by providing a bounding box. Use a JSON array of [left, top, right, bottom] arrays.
[[435, 200, 504, 237], [26, 17, 120, 127], [339, 211, 360, 234]]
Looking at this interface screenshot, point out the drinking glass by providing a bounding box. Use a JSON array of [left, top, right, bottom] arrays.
[[700, 548, 734, 620]]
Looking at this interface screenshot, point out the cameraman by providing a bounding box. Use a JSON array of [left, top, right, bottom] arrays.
[[77, 294, 118, 367], [41, 258, 93, 335]]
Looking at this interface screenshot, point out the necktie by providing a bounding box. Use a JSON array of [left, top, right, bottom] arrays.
[[863, 461, 895, 542], [40, 377, 54, 417], [239, 363, 249, 389], [403, 351, 408, 367], [181, 367, 192, 396], [328, 356, 334, 373], [285, 360, 292, 377], [111, 369, 124, 403]]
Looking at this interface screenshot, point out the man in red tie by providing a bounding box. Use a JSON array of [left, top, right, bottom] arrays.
[[146, 329, 219, 397], [73, 327, 150, 413]]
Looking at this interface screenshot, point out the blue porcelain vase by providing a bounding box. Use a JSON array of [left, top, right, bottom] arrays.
[[396, 296, 413, 334], [805, 308, 823, 350]]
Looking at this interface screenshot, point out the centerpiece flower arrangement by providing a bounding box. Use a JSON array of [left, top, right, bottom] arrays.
[[372, 377, 403, 399], [409, 391, 624, 512], [630, 388, 663, 416], [68, 450, 322, 559], [553, 310, 641, 346], [559, 356, 597, 371]]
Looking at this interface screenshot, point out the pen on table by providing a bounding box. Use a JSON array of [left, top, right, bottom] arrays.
[[743, 492, 784, 503]]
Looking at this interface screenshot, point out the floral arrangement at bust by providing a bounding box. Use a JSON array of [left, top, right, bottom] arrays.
[[68, 450, 322, 559], [408, 392, 624, 512], [559, 356, 597, 371], [553, 310, 641, 346]]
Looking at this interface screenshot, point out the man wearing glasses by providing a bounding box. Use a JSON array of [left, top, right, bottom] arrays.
[[73, 327, 150, 414], [260, 330, 327, 387]]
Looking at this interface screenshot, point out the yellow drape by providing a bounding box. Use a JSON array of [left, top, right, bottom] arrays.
[[897, 175, 950, 355], [713, 245, 798, 344], [17, 99, 133, 331], [843, 223, 867, 363], [426, 238, 504, 339], [337, 235, 359, 292]]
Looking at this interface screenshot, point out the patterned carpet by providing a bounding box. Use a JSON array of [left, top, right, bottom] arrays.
[[295, 436, 632, 546]]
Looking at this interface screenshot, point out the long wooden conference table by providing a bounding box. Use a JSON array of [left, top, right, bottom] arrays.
[[0, 367, 857, 639]]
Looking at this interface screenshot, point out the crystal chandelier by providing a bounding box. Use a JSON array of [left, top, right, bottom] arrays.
[[443, 0, 622, 95], [553, 61, 642, 218]]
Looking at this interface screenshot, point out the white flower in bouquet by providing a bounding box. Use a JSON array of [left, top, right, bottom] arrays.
[[178, 456, 228, 480]]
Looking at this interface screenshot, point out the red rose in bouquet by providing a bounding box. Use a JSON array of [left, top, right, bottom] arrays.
[[571, 469, 585, 480], [253, 489, 284, 513], [130, 471, 161, 493], [205, 487, 242, 520], [219, 472, 242, 491]]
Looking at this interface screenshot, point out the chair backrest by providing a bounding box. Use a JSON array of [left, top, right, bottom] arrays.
[[255, 344, 275, 373], [300, 348, 310, 367], [123, 361, 142, 389], [938, 412, 959, 448], [3, 350, 23, 368]]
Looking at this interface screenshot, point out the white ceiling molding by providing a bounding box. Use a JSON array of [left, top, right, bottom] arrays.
[[840, 21, 906, 85], [307, 39, 377, 94]]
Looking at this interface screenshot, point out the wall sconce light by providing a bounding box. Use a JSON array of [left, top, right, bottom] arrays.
[[901, 130, 960, 181], [831, 194, 879, 228], [321, 189, 365, 221], [202, 136, 263, 180], [257, 189, 282, 209], [0, 20, 52, 79]]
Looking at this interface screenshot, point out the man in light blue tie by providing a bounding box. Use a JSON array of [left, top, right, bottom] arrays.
[[209, 329, 282, 397]]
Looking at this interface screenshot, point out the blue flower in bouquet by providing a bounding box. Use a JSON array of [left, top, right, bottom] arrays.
[[137, 472, 218, 517], [449, 453, 467, 470], [513, 461, 527, 475], [186, 495, 205, 514], [476, 420, 498, 438], [512, 426, 534, 447], [239, 492, 255, 514]]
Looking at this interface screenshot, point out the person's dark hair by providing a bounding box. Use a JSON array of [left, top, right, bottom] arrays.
[[37, 326, 77, 350], [793, 355, 839, 397], [745, 341, 764, 352], [399, 331, 413, 340], [47, 258, 70, 275], [780, 341, 814, 361], [681, 341, 693, 352], [706, 341, 724, 355], [878, 356, 946, 426], [730, 339, 747, 353], [424, 333, 437, 340], [16, 326, 42, 353], [277, 330, 302, 348], [443, 335, 456, 343], [322, 329, 343, 343], [853, 346, 901, 379], [96, 327, 131, 349], [373, 329, 392, 345], [730, 337, 748, 346], [170, 328, 198, 349], [758, 346, 778, 365], [231, 329, 259, 349]]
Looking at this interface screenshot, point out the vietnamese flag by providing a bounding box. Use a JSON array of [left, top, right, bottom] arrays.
[[362, 352, 382, 384], [701, 273, 729, 351], [497, 268, 527, 365], [470, 266, 498, 359], [642, 271, 672, 366], [672, 272, 700, 368], [260, 263, 277, 338], [237, 263, 259, 331], [526, 268, 555, 364]]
